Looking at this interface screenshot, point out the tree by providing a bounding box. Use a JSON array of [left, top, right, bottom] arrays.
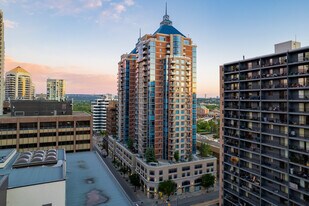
[[127, 138, 134, 151], [174, 151, 179, 162], [100, 130, 108, 137], [200, 143, 212, 157], [145, 148, 157, 163], [129, 173, 141, 192], [201, 174, 215, 192], [158, 180, 177, 200]]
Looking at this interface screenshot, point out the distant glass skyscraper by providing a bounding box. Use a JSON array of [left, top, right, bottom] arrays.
[[118, 8, 197, 160], [0, 10, 4, 114]]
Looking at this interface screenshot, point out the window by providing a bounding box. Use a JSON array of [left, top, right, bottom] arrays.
[[182, 166, 190, 171], [168, 168, 177, 173], [159, 170, 163, 175], [159, 36, 166, 41], [195, 164, 202, 169], [150, 170, 155, 175], [207, 162, 214, 167], [174, 174, 177, 179]]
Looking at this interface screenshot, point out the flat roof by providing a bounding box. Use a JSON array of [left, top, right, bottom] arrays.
[[66, 151, 130, 206], [0, 111, 91, 119], [0, 149, 15, 163], [0, 149, 66, 188], [223, 45, 309, 66]]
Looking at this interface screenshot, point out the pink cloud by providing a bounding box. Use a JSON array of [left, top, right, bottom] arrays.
[[5, 56, 117, 94]]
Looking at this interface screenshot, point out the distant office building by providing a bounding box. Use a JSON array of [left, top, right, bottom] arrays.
[[0, 100, 92, 152], [91, 94, 117, 132], [106, 100, 118, 137], [0, 11, 5, 115], [10, 100, 72, 116], [220, 41, 309, 205], [0, 149, 66, 206], [5, 66, 35, 100], [117, 7, 197, 160], [46, 79, 66, 101]]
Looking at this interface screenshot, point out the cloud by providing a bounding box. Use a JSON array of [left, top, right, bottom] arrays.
[[4, 56, 117, 94], [84, 0, 103, 9], [99, 0, 135, 22], [1, 0, 135, 21], [3, 19, 18, 29]]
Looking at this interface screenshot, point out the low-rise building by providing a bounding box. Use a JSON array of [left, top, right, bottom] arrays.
[[0, 149, 66, 206], [0, 100, 92, 152], [107, 136, 217, 199]]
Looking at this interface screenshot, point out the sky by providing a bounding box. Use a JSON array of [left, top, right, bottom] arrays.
[[1, 0, 309, 97]]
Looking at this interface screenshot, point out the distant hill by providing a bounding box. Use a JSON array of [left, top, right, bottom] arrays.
[[66, 94, 102, 102]]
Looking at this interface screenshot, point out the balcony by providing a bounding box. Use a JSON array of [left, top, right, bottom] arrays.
[[261, 84, 288, 90]]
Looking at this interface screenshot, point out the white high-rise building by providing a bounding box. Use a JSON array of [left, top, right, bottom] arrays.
[[91, 94, 117, 132], [5, 66, 35, 100], [0, 11, 5, 114], [46, 79, 66, 101]]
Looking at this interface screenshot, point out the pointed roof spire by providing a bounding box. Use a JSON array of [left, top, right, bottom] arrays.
[[160, 2, 172, 26], [139, 28, 141, 39]]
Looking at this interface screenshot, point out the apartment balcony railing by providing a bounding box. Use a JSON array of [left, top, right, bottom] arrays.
[[239, 106, 260, 111], [262, 184, 288, 198], [261, 117, 287, 125], [261, 72, 287, 79], [239, 96, 260, 100], [239, 125, 260, 132], [289, 83, 309, 89], [240, 85, 260, 90], [261, 84, 288, 89], [262, 162, 288, 174], [261, 128, 287, 136], [239, 172, 260, 185], [261, 138, 287, 148], [261, 194, 288, 206], [261, 172, 288, 186], [289, 144, 309, 153], [225, 77, 239, 82], [262, 150, 288, 161], [240, 155, 260, 165], [239, 192, 260, 205]]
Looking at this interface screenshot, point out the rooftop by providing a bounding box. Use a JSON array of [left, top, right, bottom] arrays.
[[7, 66, 30, 75], [66, 151, 130, 206], [0, 149, 66, 189]]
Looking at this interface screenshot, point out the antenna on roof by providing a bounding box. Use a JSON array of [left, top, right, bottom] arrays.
[[139, 28, 141, 39], [165, 1, 168, 15]]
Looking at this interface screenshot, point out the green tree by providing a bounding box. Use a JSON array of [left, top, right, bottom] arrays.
[[145, 148, 157, 163], [127, 138, 134, 151], [73, 101, 91, 113], [158, 180, 177, 200], [174, 151, 179, 162], [129, 173, 141, 192], [201, 174, 215, 192], [200, 143, 212, 157], [100, 130, 108, 137]]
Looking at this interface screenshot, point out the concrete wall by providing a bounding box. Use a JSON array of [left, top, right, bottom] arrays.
[[0, 175, 8, 206], [7, 181, 65, 206]]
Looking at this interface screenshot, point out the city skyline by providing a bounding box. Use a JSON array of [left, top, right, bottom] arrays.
[[1, 0, 309, 96]]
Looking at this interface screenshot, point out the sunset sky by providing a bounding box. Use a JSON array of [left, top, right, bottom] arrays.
[[1, 0, 309, 96]]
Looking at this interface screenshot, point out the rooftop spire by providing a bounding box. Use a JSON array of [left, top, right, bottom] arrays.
[[160, 2, 172, 26]]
